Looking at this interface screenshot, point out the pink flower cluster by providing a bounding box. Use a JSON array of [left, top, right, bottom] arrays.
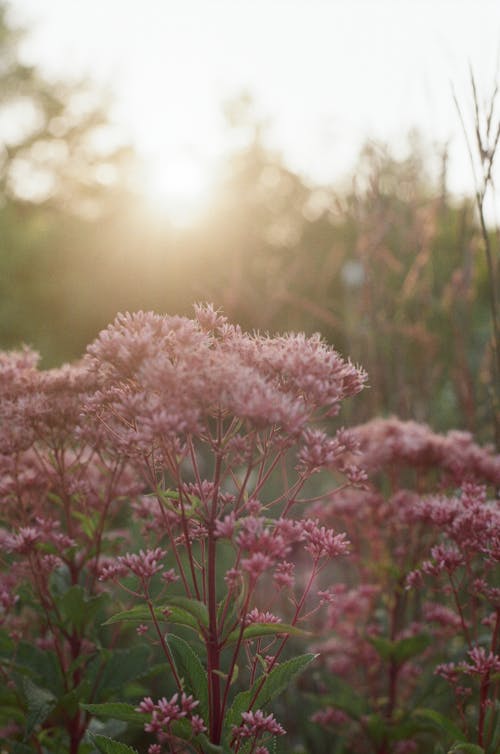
[[85, 304, 366, 453], [231, 709, 286, 746], [310, 418, 500, 752], [136, 693, 206, 744]]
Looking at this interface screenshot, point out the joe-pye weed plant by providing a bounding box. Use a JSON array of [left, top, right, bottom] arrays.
[[307, 418, 500, 754], [0, 304, 367, 754]]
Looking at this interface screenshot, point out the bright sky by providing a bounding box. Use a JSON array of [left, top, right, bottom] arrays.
[[8, 0, 500, 219]]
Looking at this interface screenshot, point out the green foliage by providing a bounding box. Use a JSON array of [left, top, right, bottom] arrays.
[[103, 603, 201, 632], [90, 646, 152, 700], [224, 653, 317, 743], [412, 708, 467, 743], [225, 622, 310, 645], [307, 675, 369, 720], [167, 633, 209, 721], [80, 703, 145, 725], [58, 585, 109, 633], [22, 677, 57, 739], [368, 633, 431, 664], [91, 734, 139, 754]]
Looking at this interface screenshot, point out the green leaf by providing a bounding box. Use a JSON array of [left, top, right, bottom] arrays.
[[194, 734, 224, 754], [363, 714, 387, 747], [48, 565, 72, 598], [92, 646, 151, 700], [80, 702, 145, 725], [72, 510, 100, 539], [22, 677, 57, 739], [11, 743, 36, 754], [91, 734, 139, 754], [368, 636, 394, 661], [224, 653, 317, 742], [226, 622, 310, 645], [167, 634, 209, 721], [169, 720, 223, 754], [307, 675, 368, 720], [54, 688, 80, 719], [413, 708, 467, 743], [166, 596, 209, 628], [0, 630, 15, 656], [448, 745, 485, 754], [392, 634, 431, 663], [103, 604, 199, 632], [59, 585, 108, 632], [15, 642, 64, 695], [368, 634, 430, 664]]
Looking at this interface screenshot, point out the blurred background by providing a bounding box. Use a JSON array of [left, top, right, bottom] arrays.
[[1, 0, 500, 440]]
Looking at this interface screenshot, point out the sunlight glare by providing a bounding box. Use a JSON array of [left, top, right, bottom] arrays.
[[141, 152, 214, 227]]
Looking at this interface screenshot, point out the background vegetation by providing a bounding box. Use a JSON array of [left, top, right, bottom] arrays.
[[0, 2, 498, 443]]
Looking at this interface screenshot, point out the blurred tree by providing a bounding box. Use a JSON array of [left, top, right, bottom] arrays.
[[185, 124, 491, 438], [0, 1, 140, 363], [0, 9, 493, 444], [0, 2, 135, 211]]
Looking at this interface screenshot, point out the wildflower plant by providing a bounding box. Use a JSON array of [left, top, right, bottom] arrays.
[[307, 418, 500, 754], [0, 349, 148, 753], [0, 305, 366, 754]]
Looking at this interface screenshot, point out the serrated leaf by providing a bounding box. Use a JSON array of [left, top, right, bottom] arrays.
[[167, 634, 209, 721], [91, 734, 139, 754], [224, 653, 316, 742], [166, 596, 209, 628], [59, 585, 108, 632], [48, 565, 72, 599], [80, 702, 145, 725], [87, 717, 128, 741], [392, 634, 431, 663], [103, 604, 198, 632], [92, 646, 151, 700], [368, 634, 430, 664], [15, 642, 64, 695], [226, 622, 310, 645], [23, 677, 56, 739], [413, 708, 467, 743]]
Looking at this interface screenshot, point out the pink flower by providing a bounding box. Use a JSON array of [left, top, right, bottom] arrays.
[[160, 568, 179, 585], [244, 608, 282, 625], [302, 519, 350, 560], [241, 552, 273, 580], [190, 714, 207, 734], [214, 513, 236, 539], [273, 561, 295, 590], [394, 741, 418, 754], [311, 706, 349, 726], [136, 697, 155, 714], [463, 646, 500, 676], [435, 662, 459, 684], [232, 710, 286, 742], [119, 548, 167, 580], [421, 544, 465, 576]]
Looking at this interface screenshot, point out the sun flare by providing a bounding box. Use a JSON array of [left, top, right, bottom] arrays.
[[141, 152, 214, 227]]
